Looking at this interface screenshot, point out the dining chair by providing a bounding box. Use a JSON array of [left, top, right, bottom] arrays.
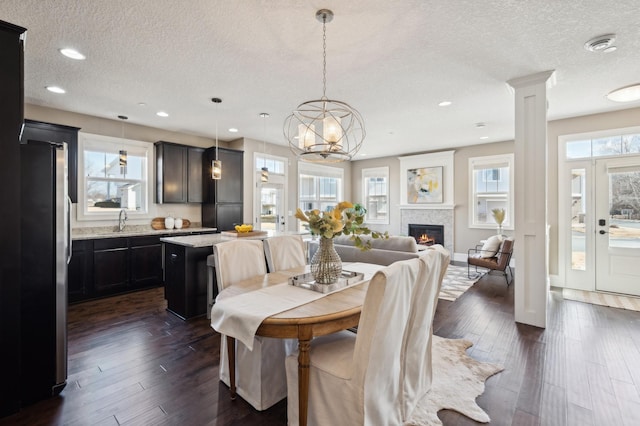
[[285, 246, 450, 425], [263, 234, 307, 272], [212, 239, 291, 411]]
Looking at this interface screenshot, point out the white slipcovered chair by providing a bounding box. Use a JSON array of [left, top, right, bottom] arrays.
[[212, 239, 290, 411], [263, 234, 307, 272], [285, 246, 450, 425]]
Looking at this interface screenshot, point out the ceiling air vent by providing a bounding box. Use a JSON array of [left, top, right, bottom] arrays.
[[584, 34, 616, 52]]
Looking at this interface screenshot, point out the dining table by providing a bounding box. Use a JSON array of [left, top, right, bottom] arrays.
[[210, 262, 383, 426]]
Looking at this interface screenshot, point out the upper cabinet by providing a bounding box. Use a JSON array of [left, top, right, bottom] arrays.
[[201, 147, 244, 230], [155, 141, 203, 204], [21, 119, 80, 202], [202, 147, 244, 204]]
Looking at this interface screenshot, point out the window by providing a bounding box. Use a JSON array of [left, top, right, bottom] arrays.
[[469, 154, 514, 229], [78, 133, 151, 220], [297, 163, 343, 232], [255, 155, 285, 175], [362, 167, 389, 224], [566, 131, 640, 159]]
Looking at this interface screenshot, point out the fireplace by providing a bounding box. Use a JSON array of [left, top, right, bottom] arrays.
[[408, 224, 444, 247]]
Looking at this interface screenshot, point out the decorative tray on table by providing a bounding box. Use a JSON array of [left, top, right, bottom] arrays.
[[288, 270, 365, 293]]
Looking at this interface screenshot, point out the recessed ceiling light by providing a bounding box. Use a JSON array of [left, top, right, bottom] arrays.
[[606, 83, 640, 102], [228, 128, 238, 133], [59, 48, 85, 60], [438, 101, 452, 107], [475, 122, 486, 128], [480, 136, 489, 140], [603, 46, 617, 54], [156, 111, 169, 117], [46, 86, 65, 94], [137, 102, 147, 107]]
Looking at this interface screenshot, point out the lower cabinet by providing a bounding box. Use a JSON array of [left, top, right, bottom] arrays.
[[68, 240, 93, 303], [69, 234, 167, 303], [130, 236, 164, 289], [93, 238, 130, 295], [164, 243, 211, 320]]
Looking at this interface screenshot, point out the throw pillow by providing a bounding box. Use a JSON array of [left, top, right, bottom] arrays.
[[480, 235, 503, 258]]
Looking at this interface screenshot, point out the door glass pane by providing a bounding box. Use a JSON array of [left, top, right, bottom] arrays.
[[593, 136, 623, 157], [566, 140, 591, 159], [260, 187, 278, 231], [571, 168, 586, 270], [609, 170, 640, 248], [622, 133, 640, 154]]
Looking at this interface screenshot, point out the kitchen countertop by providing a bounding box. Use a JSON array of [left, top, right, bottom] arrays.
[[72, 225, 217, 240], [160, 231, 311, 248]]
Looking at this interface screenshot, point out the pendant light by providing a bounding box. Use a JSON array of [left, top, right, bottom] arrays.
[[260, 112, 269, 183], [284, 9, 365, 163], [211, 97, 222, 180], [118, 115, 128, 175]]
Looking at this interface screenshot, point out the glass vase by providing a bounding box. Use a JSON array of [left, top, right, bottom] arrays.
[[311, 237, 342, 284]]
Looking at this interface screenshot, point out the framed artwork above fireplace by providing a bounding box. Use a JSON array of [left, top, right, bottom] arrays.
[[407, 166, 443, 203], [399, 151, 454, 208]]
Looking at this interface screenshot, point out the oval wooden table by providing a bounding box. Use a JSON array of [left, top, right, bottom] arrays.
[[214, 265, 378, 426]]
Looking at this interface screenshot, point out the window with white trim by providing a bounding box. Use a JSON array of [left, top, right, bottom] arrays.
[[469, 154, 514, 229], [362, 167, 389, 224], [297, 162, 343, 232], [78, 133, 151, 220]]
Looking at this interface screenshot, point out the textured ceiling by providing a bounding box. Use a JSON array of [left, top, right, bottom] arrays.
[[3, 0, 640, 159]]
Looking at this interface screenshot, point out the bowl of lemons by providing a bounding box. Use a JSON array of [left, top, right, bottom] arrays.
[[234, 224, 253, 233]]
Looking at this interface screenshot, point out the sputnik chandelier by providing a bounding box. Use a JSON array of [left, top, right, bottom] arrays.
[[284, 9, 365, 163]]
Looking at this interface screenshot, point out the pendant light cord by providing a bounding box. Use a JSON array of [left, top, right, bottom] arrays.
[[322, 14, 327, 100], [263, 116, 267, 168]]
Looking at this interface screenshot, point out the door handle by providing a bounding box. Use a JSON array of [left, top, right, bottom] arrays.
[[599, 230, 608, 234]]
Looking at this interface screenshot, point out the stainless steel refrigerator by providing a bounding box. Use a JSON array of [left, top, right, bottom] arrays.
[[20, 139, 70, 405]]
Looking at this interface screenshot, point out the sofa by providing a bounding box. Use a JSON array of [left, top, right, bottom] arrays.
[[308, 235, 441, 266]]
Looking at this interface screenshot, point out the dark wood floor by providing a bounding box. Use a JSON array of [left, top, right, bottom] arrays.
[[2, 271, 640, 426]]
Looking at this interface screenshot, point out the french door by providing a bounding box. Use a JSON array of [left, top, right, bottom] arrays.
[[594, 157, 640, 295], [564, 156, 640, 296], [256, 182, 286, 232]]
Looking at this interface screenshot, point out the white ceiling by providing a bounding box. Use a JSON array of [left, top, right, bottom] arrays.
[[3, 0, 640, 159]]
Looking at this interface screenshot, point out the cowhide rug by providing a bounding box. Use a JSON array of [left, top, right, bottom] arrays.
[[406, 336, 504, 425]]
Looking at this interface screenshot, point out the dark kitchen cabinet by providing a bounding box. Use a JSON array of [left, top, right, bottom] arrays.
[[130, 235, 163, 289], [68, 239, 93, 303], [202, 147, 243, 231], [0, 20, 26, 417], [155, 141, 204, 203], [69, 231, 215, 304], [93, 238, 129, 295], [164, 243, 211, 320], [20, 119, 80, 202]]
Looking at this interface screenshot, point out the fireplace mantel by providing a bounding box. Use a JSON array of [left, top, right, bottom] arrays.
[[399, 204, 455, 210]]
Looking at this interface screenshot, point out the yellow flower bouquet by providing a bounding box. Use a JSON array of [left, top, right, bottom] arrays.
[[296, 201, 388, 284], [295, 201, 388, 250]]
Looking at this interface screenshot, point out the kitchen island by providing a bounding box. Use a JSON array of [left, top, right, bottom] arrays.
[[160, 232, 309, 320]]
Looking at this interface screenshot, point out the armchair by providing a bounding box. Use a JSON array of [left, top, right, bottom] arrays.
[[467, 237, 514, 285]]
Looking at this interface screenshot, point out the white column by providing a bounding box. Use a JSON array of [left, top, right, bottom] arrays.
[[507, 70, 555, 328]]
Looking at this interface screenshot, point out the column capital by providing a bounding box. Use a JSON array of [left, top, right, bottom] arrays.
[[508, 70, 556, 90]]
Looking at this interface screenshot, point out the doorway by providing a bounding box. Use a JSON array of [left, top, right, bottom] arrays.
[[560, 131, 640, 296], [257, 182, 285, 232], [253, 153, 288, 232], [594, 157, 640, 295]]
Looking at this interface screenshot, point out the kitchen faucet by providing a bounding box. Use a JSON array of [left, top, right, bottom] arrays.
[[118, 208, 128, 231]]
